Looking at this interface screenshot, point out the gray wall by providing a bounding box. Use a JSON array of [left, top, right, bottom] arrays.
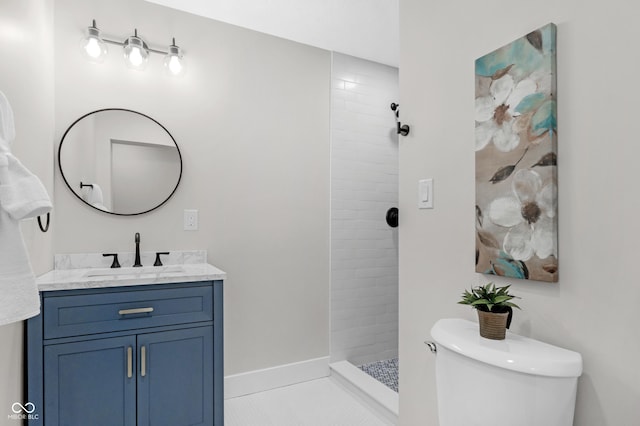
[[0, 0, 54, 419], [330, 53, 399, 365], [53, 0, 330, 376], [399, 0, 640, 424]]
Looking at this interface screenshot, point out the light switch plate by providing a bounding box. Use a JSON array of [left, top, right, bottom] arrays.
[[418, 179, 433, 209], [184, 209, 198, 230]]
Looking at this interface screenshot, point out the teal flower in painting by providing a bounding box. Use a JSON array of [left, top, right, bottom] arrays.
[[487, 169, 556, 261], [475, 74, 537, 152], [530, 99, 557, 137], [475, 24, 555, 81], [484, 251, 529, 279]]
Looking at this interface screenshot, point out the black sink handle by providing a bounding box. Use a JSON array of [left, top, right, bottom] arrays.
[[154, 252, 170, 267], [103, 253, 121, 268]]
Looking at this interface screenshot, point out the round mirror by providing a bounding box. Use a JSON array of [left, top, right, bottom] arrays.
[[58, 109, 182, 215]]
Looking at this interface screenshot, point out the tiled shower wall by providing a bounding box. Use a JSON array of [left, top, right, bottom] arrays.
[[330, 53, 399, 365]]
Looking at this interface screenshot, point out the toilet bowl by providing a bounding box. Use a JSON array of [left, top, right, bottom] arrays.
[[430, 318, 582, 426]]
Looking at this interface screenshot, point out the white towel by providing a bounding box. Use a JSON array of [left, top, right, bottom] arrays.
[[0, 154, 52, 219], [0, 90, 15, 154], [82, 183, 109, 211], [0, 90, 52, 326], [86, 183, 103, 205]]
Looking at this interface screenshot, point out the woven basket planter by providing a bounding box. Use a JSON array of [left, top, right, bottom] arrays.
[[477, 310, 509, 340]]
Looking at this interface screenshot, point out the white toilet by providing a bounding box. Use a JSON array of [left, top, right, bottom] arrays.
[[430, 318, 582, 426]]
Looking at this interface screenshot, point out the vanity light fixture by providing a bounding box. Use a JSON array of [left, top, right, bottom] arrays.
[[81, 19, 186, 76]]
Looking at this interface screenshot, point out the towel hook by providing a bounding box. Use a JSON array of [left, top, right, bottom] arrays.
[[37, 212, 50, 232]]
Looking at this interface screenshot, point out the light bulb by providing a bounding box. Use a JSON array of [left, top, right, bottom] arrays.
[[167, 56, 182, 75], [84, 37, 102, 58], [80, 20, 107, 63], [128, 47, 144, 67], [163, 39, 185, 76], [123, 31, 149, 70]]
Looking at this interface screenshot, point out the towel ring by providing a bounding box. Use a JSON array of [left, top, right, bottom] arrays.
[[37, 212, 50, 233]]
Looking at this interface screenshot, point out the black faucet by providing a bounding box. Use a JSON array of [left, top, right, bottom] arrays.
[[133, 232, 142, 267]]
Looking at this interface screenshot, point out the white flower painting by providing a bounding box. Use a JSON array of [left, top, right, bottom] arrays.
[[475, 23, 558, 282]]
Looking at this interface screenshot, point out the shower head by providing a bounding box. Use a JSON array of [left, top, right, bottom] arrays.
[[390, 102, 399, 117]]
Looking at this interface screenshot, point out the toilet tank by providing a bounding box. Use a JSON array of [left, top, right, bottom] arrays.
[[430, 319, 582, 426]]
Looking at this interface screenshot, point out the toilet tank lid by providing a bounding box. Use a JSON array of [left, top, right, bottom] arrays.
[[430, 318, 583, 378]]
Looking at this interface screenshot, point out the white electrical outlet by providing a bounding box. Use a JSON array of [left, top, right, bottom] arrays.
[[184, 209, 198, 230]]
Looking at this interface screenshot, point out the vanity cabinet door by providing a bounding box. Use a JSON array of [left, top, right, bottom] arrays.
[[43, 336, 137, 426], [137, 326, 214, 426]]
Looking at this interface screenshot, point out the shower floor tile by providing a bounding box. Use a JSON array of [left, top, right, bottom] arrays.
[[358, 358, 399, 393]]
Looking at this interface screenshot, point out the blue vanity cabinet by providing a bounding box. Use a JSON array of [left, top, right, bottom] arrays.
[[27, 280, 224, 426], [43, 336, 137, 426], [137, 327, 214, 426]]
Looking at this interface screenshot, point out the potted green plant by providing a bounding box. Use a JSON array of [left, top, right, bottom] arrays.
[[458, 282, 521, 340]]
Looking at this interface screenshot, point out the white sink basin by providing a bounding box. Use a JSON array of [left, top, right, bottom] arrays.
[[83, 265, 186, 278]]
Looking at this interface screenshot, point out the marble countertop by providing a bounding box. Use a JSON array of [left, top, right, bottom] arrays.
[[36, 263, 227, 291]]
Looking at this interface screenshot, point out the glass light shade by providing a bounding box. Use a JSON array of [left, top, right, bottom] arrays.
[[81, 25, 107, 63], [123, 35, 149, 70], [163, 44, 185, 76]]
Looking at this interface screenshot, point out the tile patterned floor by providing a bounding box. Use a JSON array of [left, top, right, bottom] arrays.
[[225, 378, 391, 426], [358, 358, 399, 393]]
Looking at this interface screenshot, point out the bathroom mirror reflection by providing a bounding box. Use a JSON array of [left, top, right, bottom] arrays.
[[58, 109, 182, 215]]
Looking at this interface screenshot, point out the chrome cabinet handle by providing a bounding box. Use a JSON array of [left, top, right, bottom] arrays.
[[127, 347, 133, 378], [141, 345, 146, 377], [118, 307, 154, 315]]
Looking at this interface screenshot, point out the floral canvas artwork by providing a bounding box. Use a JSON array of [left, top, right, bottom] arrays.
[[475, 23, 558, 282]]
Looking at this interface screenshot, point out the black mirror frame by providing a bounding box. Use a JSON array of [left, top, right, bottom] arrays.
[[58, 108, 183, 216]]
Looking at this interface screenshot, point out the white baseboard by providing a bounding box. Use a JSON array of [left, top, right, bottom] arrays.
[[330, 360, 398, 425], [224, 356, 330, 399]]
